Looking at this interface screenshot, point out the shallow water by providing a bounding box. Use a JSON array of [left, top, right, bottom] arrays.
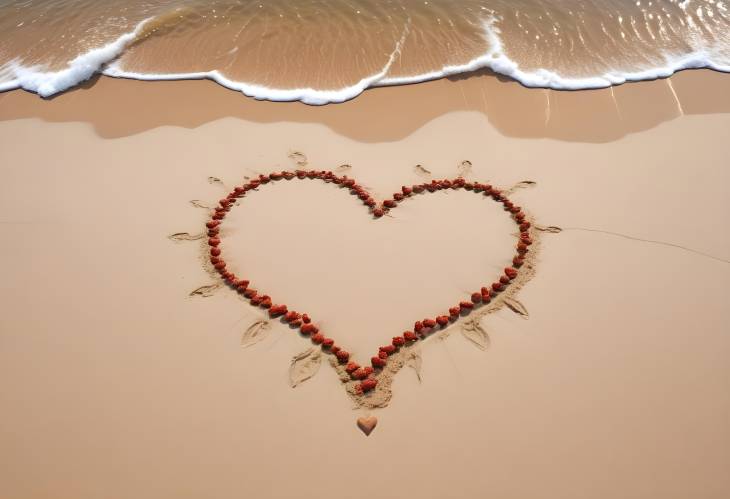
[[0, 0, 728, 103]]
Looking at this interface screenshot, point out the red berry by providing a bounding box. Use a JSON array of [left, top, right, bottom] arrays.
[[403, 331, 417, 342], [379, 345, 396, 355], [492, 282, 503, 292], [471, 292, 482, 304], [505, 267, 518, 279], [210, 247, 221, 256], [311, 333, 325, 344], [414, 321, 424, 332], [449, 307, 461, 317], [373, 208, 384, 218], [384, 199, 396, 208], [284, 311, 301, 322], [322, 338, 334, 348], [302, 314, 311, 324], [392, 336, 406, 347], [336, 350, 350, 362], [206, 221, 219, 229], [460, 301, 474, 310], [513, 256, 524, 267], [268, 304, 287, 316], [436, 316, 449, 327], [352, 368, 369, 380], [214, 261, 226, 270], [423, 318, 437, 328], [208, 237, 221, 246], [402, 186, 412, 195], [360, 379, 378, 392], [300, 323, 318, 335], [372, 356, 386, 368], [500, 275, 510, 284], [345, 361, 360, 373]]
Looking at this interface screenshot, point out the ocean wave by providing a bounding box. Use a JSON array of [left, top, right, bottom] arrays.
[[1, 14, 728, 104]]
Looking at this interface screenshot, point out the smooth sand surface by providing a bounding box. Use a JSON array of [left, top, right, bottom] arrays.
[[0, 71, 729, 499]]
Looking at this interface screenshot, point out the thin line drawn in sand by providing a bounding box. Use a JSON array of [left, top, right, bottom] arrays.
[[171, 169, 560, 433], [189, 284, 222, 297], [505, 180, 537, 195], [190, 200, 213, 209], [168, 232, 205, 242], [560, 226, 729, 264], [535, 225, 563, 233], [336, 163, 352, 172], [414, 164, 432, 176]]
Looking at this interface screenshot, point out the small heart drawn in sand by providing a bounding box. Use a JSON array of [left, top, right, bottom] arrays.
[[357, 416, 378, 436]]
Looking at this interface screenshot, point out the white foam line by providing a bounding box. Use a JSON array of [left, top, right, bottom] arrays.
[[1, 16, 728, 105], [1, 17, 154, 97], [102, 16, 412, 105], [378, 18, 730, 90]]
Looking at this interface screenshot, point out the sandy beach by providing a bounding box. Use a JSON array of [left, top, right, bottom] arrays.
[[1, 68, 729, 499]]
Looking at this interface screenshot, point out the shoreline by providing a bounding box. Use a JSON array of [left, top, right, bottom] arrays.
[[1, 67, 729, 143]]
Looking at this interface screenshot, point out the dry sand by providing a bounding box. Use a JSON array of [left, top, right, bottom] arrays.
[[0, 70, 729, 499]]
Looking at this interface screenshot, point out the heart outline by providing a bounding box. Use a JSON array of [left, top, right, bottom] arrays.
[[204, 169, 536, 405]]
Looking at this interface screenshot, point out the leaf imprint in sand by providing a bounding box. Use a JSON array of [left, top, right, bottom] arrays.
[[241, 319, 271, 348], [168, 232, 204, 242], [461, 320, 490, 350], [190, 200, 212, 209], [289, 347, 322, 387], [189, 284, 221, 297], [288, 151, 308, 167], [503, 297, 529, 318]]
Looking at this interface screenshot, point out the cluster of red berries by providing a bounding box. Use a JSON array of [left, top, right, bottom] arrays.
[[207, 170, 532, 394]]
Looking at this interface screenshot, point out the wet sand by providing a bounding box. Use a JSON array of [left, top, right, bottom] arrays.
[[0, 70, 729, 499]]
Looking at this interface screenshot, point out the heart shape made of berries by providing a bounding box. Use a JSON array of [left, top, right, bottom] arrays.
[[205, 169, 535, 404]]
